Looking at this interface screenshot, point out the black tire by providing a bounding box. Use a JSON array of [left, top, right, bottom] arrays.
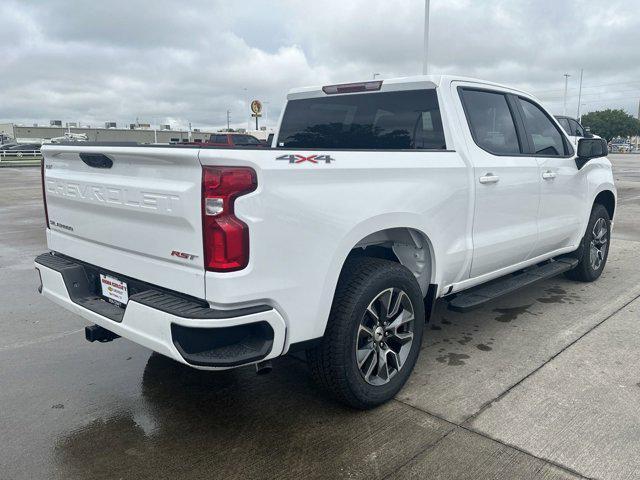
[[307, 257, 425, 409], [564, 203, 611, 282]]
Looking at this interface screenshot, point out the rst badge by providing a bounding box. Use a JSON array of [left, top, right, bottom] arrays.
[[276, 154, 335, 164], [171, 250, 198, 261]]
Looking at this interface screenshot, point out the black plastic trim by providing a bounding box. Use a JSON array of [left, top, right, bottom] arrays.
[[424, 283, 438, 323], [131, 290, 271, 319], [35, 252, 125, 322], [35, 252, 272, 322], [447, 258, 578, 312], [287, 337, 323, 353], [171, 322, 274, 367]]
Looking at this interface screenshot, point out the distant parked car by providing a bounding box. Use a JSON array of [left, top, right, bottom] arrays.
[[8, 143, 42, 151], [203, 133, 265, 148], [554, 116, 595, 148], [608, 139, 632, 153]]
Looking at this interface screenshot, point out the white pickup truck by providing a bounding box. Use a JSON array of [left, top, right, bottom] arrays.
[[36, 75, 615, 409]]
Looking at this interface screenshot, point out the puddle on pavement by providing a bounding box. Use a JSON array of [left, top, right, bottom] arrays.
[[536, 285, 582, 305], [435, 352, 470, 366], [493, 304, 534, 322]]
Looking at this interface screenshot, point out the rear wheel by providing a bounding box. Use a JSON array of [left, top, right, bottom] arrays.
[[307, 257, 425, 409], [565, 203, 611, 282]]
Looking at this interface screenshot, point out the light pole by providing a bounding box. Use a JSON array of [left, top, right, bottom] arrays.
[[373, 73, 380, 79], [243, 88, 249, 131], [422, 0, 430, 75], [563, 73, 571, 116], [226, 110, 231, 131], [576, 69, 584, 120]]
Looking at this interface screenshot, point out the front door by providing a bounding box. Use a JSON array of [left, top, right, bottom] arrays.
[[515, 98, 586, 255]]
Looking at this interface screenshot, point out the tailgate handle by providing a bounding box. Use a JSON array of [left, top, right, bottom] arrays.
[[80, 153, 113, 169]]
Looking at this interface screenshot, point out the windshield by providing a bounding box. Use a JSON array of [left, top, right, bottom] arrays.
[[277, 89, 446, 150]]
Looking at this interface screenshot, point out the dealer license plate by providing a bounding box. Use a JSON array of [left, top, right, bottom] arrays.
[[100, 273, 129, 306]]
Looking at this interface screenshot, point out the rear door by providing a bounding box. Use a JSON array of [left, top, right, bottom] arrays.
[[456, 86, 540, 278], [43, 145, 206, 297]]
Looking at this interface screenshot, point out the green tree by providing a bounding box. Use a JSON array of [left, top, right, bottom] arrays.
[[581, 109, 640, 141]]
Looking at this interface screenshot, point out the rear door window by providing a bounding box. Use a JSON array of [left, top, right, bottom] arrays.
[[459, 89, 521, 155], [277, 89, 446, 150], [518, 98, 567, 156]]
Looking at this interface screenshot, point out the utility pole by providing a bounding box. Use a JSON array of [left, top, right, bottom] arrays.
[[563, 73, 571, 116], [576, 69, 583, 120], [422, 0, 430, 75], [636, 99, 640, 152], [226, 110, 231, 131], [243, 88, 249, 131]]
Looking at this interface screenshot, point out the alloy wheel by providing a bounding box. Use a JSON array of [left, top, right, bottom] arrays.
[[355, 288, 415, 386], [589, 217, 608, 271]]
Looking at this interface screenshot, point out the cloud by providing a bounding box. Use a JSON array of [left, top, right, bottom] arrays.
[[1, 0, 639, 131]]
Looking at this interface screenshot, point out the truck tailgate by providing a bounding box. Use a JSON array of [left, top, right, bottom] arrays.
[[42, 145, 205, 298]]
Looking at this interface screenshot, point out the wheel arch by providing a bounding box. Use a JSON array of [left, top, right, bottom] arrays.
[[310, 216, 440, 341], [344, 227, 436, 298], [594, 189, 616, 220]]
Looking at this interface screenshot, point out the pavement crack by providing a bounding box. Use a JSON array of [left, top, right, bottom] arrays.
[[458, 424, 594, 480], [392, 399, 593, 479], [462, 290, 640, 426]]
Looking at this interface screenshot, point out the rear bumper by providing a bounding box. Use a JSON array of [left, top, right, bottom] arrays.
[[34, 252, 286, 369]]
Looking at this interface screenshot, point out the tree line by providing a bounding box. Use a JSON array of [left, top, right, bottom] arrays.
[[581, 109, 640, 141]]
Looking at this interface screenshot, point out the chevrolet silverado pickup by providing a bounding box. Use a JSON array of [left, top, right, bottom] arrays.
[[35, 75, 615, 409]]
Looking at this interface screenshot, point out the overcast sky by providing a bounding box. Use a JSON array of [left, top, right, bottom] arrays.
[[1, 0, 639, 131]]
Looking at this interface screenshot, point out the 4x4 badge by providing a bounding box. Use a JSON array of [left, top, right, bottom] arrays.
[[276, 154, 335, 164]]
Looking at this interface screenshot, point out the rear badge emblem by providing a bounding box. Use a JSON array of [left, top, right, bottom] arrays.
[[276, 154, 335, 164], [171, 250, 198, 261]]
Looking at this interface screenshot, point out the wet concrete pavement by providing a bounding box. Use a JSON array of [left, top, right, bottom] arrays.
[[1, 155, 640, 479]]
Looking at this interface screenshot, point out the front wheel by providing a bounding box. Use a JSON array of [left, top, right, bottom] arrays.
[[307, 257, 425, 409], [565, 203, 611, 282]]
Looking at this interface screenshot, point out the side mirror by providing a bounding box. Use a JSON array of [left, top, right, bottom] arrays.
[[576, 138, 608, 169]]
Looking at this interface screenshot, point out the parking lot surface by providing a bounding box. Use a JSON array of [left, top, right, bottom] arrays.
[[1, 155, 639, 479]]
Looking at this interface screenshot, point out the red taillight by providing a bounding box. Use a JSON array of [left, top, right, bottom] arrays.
[[41, 158, 49, 228], [202, 166, 257, 272]]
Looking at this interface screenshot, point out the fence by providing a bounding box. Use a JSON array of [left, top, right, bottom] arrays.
[[0, 150, 42, 164]]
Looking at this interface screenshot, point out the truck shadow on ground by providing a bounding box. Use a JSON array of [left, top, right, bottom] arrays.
[[53, 277, 590, 479], [55, 352, 447, 479]]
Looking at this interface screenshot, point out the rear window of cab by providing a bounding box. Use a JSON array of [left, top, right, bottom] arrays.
[[277, 89, 446, 150]]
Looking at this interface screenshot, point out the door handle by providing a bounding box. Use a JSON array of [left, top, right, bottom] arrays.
[[542, 170, 557, 180], [479, 173, 500, 184]]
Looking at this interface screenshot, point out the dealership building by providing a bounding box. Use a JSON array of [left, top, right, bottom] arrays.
[[0, 121, 273, 144]]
